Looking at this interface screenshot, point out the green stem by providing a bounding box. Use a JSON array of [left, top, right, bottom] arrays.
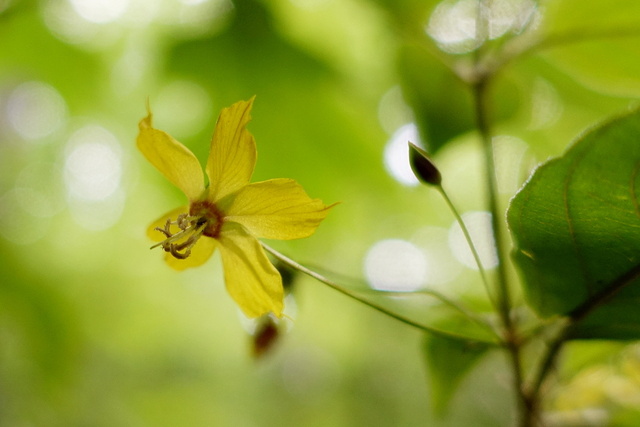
[[301, 261, 501, 340], [528, 321, 571, 402], [374, 288, 498, 339], [262, 243, 495, 343], [473, 79, 531, 425], [436, 185, 497, 309], [474, 81, 512, 334]]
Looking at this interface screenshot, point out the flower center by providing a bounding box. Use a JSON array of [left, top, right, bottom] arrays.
[[189, 200, 223, 238], [151, 201, 224, 259]]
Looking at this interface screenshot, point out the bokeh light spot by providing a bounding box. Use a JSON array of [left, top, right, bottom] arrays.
[[64, 126, 122, 201], [448, 211, 498, 270], [6, 81, 67, 141], [63, 125, 125, 231], [427, 0, 537, 54], [384, 123, 423, 187], [69, 0, 129, 24], [427, 0, 480, 54], [364, 239, 427, 292], [529, 78, 563, 130]]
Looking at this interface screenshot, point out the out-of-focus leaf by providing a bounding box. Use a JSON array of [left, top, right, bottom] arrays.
[[537, 0, 640, 97], [423, 333, 490, 415], [398, 43, 520, 153], [398, 44, 475, 153], [507, 109, 640, 339]]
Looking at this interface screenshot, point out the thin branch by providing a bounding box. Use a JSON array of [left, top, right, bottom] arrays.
[[300, 260, 501, 340], [262, 242, 498, 343], [527, 262, 640, 401], [569, 262, 640, 323], [472, 75, 531, 426], [436, 185, 498, 310]]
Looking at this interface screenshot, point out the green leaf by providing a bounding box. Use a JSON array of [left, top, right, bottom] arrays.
[[423, 334, 490, 415], [538, 0, 640, 97], [508, 109, 640, 339]]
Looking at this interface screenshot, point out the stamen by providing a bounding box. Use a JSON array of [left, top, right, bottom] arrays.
[[155, 218, 173, 238], [150, 214, 208, 259]]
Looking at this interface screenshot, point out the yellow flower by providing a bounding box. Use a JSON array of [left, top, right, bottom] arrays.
[[137, 97, 333, 318]]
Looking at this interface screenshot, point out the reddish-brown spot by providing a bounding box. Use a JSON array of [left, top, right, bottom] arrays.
[[189, 200, 224, 238]]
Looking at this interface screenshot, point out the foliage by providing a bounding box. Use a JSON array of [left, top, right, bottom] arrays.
[[2, 0, 640, 426]]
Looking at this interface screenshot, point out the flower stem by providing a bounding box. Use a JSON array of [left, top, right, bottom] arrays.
[[473, 78, 531, 426], [262, 243, 497, 343], [436, 185, 497, 309]]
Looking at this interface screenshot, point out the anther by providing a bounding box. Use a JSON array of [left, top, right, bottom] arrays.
[[170, 245, 191, 259], [150, 213, 208, 260]]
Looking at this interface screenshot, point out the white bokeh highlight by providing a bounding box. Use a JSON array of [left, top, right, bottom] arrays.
[[69, 0, 129, 24], [364, 239, 427, 292], [64, 125, 126, 230], [427, 0, 537, 54], [384, 123, 422, 187], [64, 126, 122, 201], [7, 81, 67, 141]]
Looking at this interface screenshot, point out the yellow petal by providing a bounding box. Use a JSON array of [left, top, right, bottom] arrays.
[[224, 178, 335, 240], [137, 110, 205, 201], [165, 236, 217, 271], [206, 98, 257, 202], [146, 206, 189, 242], [217, 223, 284, 318]]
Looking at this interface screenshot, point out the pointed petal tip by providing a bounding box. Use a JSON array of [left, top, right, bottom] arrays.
[[138, 100, 153, 130], [325, 201, 340, 210], [206, 97, 258, 201], [136, 106, 205, 200]]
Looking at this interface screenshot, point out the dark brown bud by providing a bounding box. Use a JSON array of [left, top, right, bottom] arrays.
[[409, 142, 441, 186], [252, 316, 280, 359]]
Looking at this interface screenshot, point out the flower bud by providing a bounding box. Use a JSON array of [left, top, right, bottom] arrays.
[[409, 142, 441, 186], [252, 315, 280, 359]]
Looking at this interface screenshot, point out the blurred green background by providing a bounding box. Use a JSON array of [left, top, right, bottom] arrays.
[[2, 0, 640, 426]]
